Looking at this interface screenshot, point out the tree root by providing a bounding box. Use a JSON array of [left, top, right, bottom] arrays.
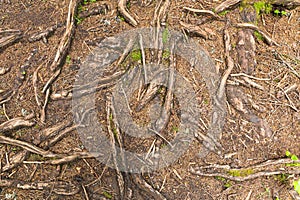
[[28, 23, 62, 43], [180, 21, 216, 40], [0, 29, 22, 50], [0, 180, 80, 196], [235, 23, 279, 46], [118, 0, 138, 27], [42, 0, 80, 93], [0, 113, 35, 133], [190, 158, 300, 182], [214, 0, 241, 13]]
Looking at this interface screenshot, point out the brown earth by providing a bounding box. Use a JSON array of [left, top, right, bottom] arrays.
[[0, 0, 299, 199]]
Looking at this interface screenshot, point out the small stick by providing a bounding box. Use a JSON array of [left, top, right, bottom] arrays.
[[275, 52, 300, 79], [139, 33, 147, 83], [82, 184, 90, 200], [33, 65, 43, 107], [149, 128, 172, 148], [2, 104, 10, 120], [230, 73, 270, 81], [40, 88, 50, 123]]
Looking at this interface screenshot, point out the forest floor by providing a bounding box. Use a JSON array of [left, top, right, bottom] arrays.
[[0, 0, 300, 199]]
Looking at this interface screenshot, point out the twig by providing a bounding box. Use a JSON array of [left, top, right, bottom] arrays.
[[139, 33, 147, 83], [272, 0, 300, 8], [82, 184, 90, 200], [275, 52, 300, 79], [33, 65, 43, 107], [50, 90, 72, 100], [230, 73, 270, 81], [118, 0, 138, 26], [277, 83, 298, 98], [41, 152, 102, 165], [2, 120, 72, 172], [40, 88, 50, 123], [2, 104, 10, 120], [149, 128, 172, 148]]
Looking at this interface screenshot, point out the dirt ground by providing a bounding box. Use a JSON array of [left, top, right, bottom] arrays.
[[0, 0, 299, 199]]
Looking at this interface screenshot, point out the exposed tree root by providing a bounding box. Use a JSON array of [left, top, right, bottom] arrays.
[[131, 174, 167, 200], [0, 180, 80, 196], [0, 29, 22, 50], [214, 0, 241, 13], [118, 0, 138, 27], [28, 23, 62, 43], [183, 7, 221, 20], [190, 158, 300, 182], [180, 21, 216, 40], [106, 95, 126, 199], [235, 23, 279, 46], [0, 113, 35, 133], [78, 2, 111, 19], [42, 0, 80, 93]]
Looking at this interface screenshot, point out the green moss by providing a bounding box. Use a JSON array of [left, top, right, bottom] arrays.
[[162, 49, 170, 59], [75, 16, 83, 24], [103, 191, 112, 199], [274, 174, 288, 183], [294, 179, 300, 195], [285, 150, 300, 167], [253, 1, 272, 15], [228, 169, 254, 177], [254, 31, 264, 41], [131, 50, 142, 61], [218, 10, 229, 16], [28, 153, 45, 161], [66, 55, 71, 64], [172, 126, 179, 132], [215, 176, 232, 188], [162, 26, 169, 44]]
